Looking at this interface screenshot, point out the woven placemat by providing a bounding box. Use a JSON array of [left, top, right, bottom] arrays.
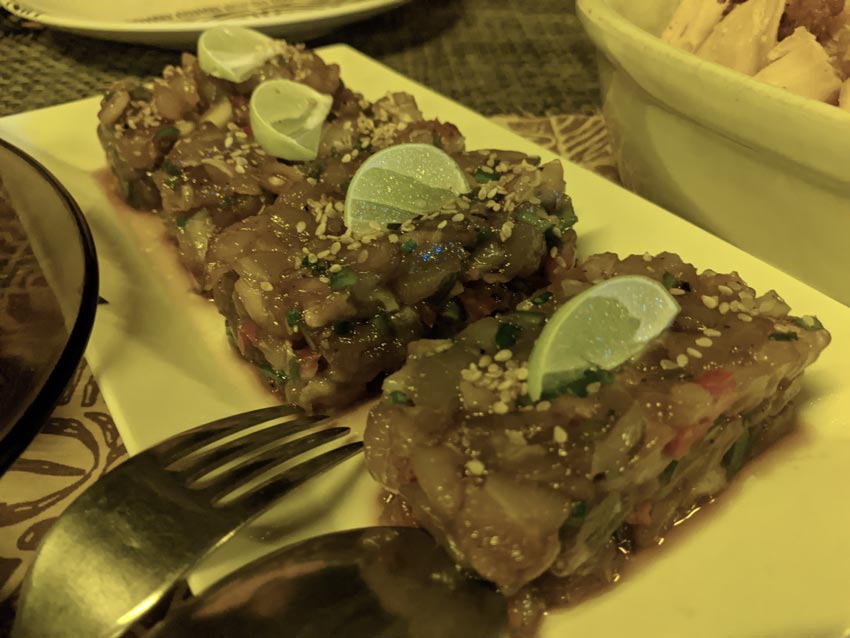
[[0, 0, 600, 117]]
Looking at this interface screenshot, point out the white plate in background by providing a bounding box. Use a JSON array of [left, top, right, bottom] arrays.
[[0, 44, 848, 638], [0, 0, 409, 48]]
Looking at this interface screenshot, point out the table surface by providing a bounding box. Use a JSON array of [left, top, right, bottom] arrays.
[[0, 0, 613, 630]]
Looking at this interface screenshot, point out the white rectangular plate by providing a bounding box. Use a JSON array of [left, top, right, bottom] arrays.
[[1, 45, 848, 638]]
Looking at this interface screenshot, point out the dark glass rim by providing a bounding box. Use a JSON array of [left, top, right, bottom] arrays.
[[0, 138, 100, 475]]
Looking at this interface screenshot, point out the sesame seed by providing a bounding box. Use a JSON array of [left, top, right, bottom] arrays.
[[659, 359, 678, 370], [670, 288, 686, 296], [267, 175, 284, 186], [451, 212, 465, 223], [536, 400, 552, 412], [358, 249, 369, 264], [737, 313, 753, 322], [295, 221, 307, 233], [718, 285, 733, 296], [492, 401, 510, 415], [701, 295, 719, 309], [702, 328, 722, 337], [585, 381, 602, 395], [494, 349, 513, 362], [676, 354, 689, 367], [479, 355, 493, 368], [686, 347, 703, 359], [466, 459, 486, 475], [642, 253, 653, 262], [695, 337, 713, 348], [461, 367, 483, 382], [718, 302, 730, 315], [437, 220, 448, 230], [388, 234, 399, 244], [516, 368, 528, 381], [234, 164, 246, 174], [553, 426, 568, 444], [329, 263, 342, 273], [259, 281, 273, 292], [341, 153, 352, 163]]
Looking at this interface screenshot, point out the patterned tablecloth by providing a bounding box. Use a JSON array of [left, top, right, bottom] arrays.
[[0, 0, 615, 630]]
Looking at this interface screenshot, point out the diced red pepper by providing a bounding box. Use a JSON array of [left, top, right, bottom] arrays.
[[237, 319, 260, 354], [458, 288, 501, 322], [664, 417, 713, 459], [295, 347, 321, 381], [696, 370, 736, 399]]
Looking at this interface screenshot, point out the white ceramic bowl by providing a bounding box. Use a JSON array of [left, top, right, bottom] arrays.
[[576, 0, 850, 307]]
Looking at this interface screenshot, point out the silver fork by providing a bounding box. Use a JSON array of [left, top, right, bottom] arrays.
[[11, 405, 363, 638]]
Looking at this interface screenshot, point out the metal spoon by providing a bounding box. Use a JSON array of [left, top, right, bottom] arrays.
[[144, 526, 510, 638]]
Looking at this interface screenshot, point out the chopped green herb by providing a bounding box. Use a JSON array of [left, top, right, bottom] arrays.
[[515, 394, 533, 408], [556, 194, 578, 230], [495, 323, 521, 349], [163, 175, 180, 191], [658, 460, 679, 485], [515, 203, 552, 229], [432, 132, 443, 149], [288, 360, 301, 384], [258, 363, 287, 384], [161, 159, 181, 176], [723, 427, 752, 477], [661, 272, 680, 290], [400, 239, 417, 254], [330, 147, 339, 157], [329, 266, 357, 290], [661, 272, 691, 291], [543, 368, 615, 400], [793, 315, 824, 331], [153, 126, 180, 142], [386, 390, 412, 405], [175, 216, 190, 229], [221, 195, 237, 209], [769, 331, 799, 342], [531, 291, 553, 305], [334, 320, 353, 336], [474, 168, 499, 184], [286, 309, 301, 327]]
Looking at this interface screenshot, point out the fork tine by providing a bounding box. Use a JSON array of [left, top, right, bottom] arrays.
[[151, 405, 312, 466], [225, 441, 364, 512], [200, 427, 352, 498], [173, 416, 334, 480]]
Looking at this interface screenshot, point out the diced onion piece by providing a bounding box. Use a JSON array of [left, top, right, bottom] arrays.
[[200, 99, 234, 129], [754, 27, 842, 103], [662, 0, 731, 53], [98, 89, 130, 127], [695, 0, 785, 75]]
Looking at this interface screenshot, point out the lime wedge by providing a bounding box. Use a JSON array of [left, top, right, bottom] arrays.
[[527, 275, 680, 401], [343, 143, 470, 236], [249, 79, 334, 161], [197, 26, 278, 83]]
